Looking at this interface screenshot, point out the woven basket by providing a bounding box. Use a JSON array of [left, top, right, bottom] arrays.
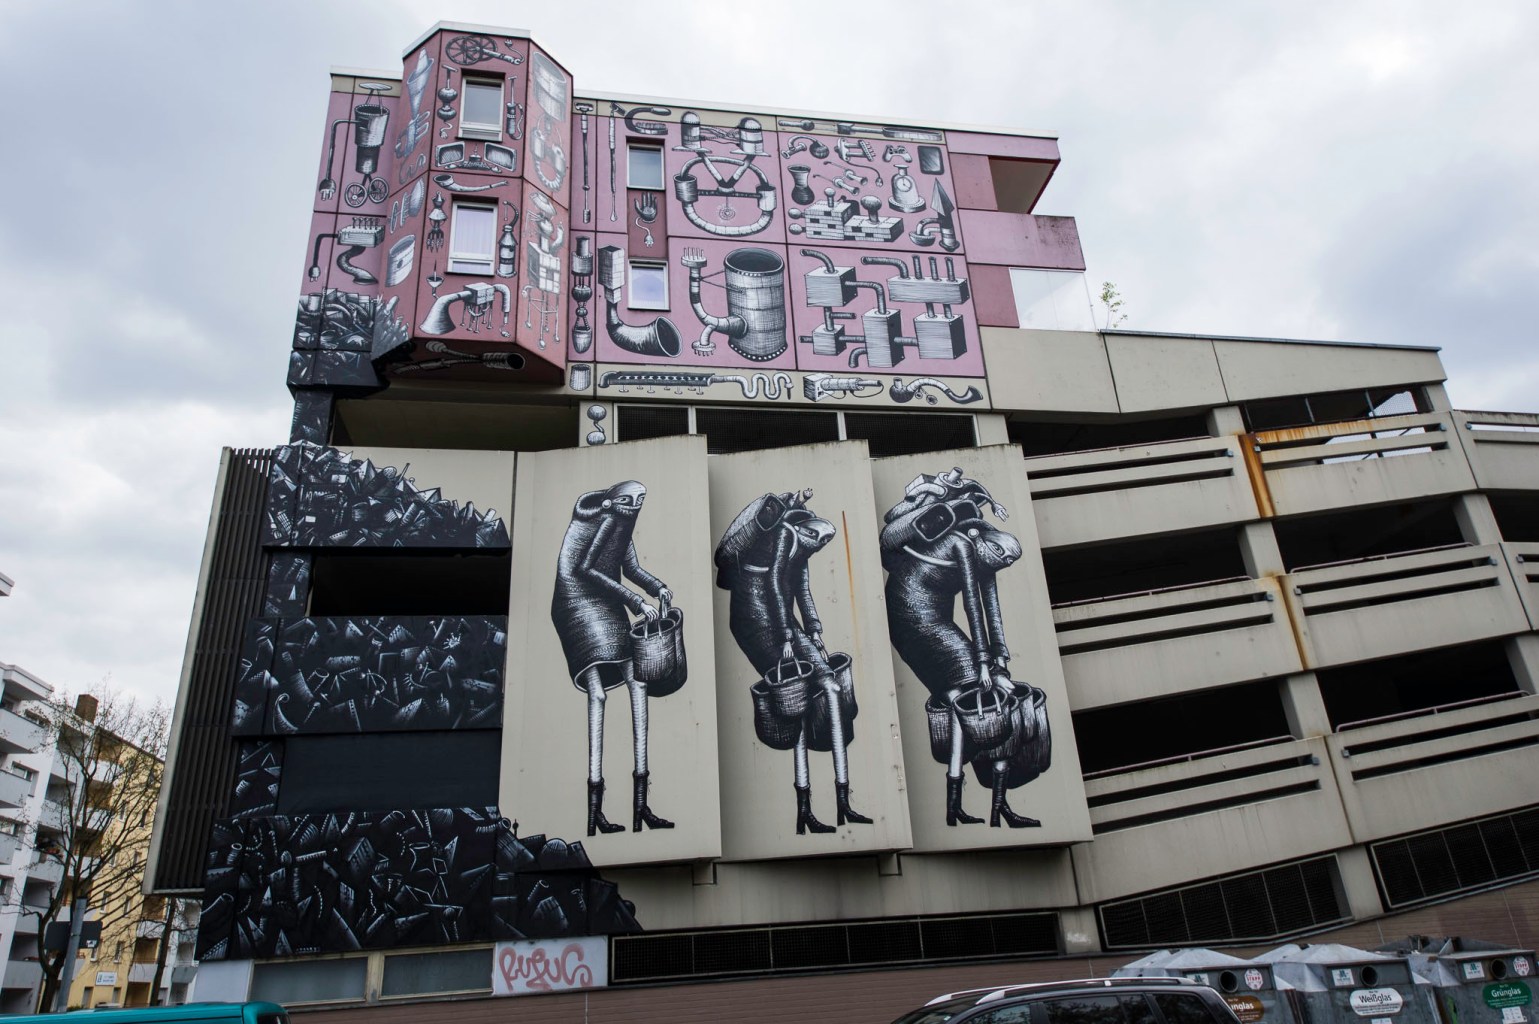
[[953, 687, 1016, 750], [750, 681, 801, 750], [762, 657, 815, 718]]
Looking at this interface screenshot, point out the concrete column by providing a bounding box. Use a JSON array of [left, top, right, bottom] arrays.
[[1334, 844, 1387, 921], [1453, 493, 1505, 546], [1280, 672, 1333, 740], [1422, 382, 1453, 412], [1059, 906, 1103, 956], [974, 413, 1010, 446], [1506, 635, 1539, 696], [1207, 405, 1246, 437], [1238, 521, 1287, 578]]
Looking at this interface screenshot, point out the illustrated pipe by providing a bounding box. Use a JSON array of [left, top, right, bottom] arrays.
[[432, 173, 510, 193], [418, 282, 512, 335], [685, 248, 787, 361], [605, 297, 682, 358], [308, 232, 376, 284]]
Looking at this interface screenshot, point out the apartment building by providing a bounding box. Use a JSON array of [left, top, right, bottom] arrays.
[[147, 22, 1539, 1022], [0, 661, 59, 1014]]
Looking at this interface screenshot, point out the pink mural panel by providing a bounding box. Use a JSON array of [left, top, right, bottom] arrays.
[[411, 173, 519, 347], [312, 90, 355, 215], [785, 245, 985, 378], [958, 211, 1085, 271], [949, 153, 997, 211], [776, 133, 962, 254], [568, 102, 602, 230], [515, 178, 568, 359], [967, 264, 1019, 328], [526, 45, 574, 210], [944, 131, 1061, 162], [390, 41, 443, 199], [302, 211, 387, 298], [661, 114, 786, 245], [430, 33, 529, 179], [566, 229, 598, 366]]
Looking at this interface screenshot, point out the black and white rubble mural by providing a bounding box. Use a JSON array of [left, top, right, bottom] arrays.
[[228, 741, 284, 820], [264, 444, 510, 549], [196, 808, 641, 960], [880, 468, 1051, 828], [551, 482, 684, 836], [231, 615, 506, 737], [714, 490, 870, 834]]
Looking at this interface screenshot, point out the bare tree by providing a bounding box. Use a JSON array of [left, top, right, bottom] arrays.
[[25, 686, 168, 1011]]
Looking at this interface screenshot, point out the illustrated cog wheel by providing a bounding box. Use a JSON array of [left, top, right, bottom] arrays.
[[446, 34, 495, 65]]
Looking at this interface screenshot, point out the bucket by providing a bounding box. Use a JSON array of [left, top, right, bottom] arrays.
[[750, 681, 801, 750], [805, 652, 858, 752], [953, 687, 1015, 751], [722, 248, 787, 362], [762, 656, 814, 718]]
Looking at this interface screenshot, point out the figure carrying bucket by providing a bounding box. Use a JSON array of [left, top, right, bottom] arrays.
[[715, 490, 870, 835], [881, 468, 1050, 828], [551, 481, 683, 836]]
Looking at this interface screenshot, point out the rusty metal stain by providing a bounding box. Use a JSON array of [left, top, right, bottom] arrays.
[[841, 510, 861, 654], [1238, 433, 1276, 519], [1264, 574, 1312, 670]]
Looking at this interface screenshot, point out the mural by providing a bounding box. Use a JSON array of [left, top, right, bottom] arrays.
[[230, 615, 506, 737], [714, 490, 869, 834], [197, 808, 641, 960], [318, 83, 393, 209], [228, 741, 283, 819], [880, 468, 1051, 828], [263, 444, 510, 549], [551, 482, 683, 836]]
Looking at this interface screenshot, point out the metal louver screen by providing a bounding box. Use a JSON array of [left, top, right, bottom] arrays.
[[1098, 856, 1346, 950], [611, 911, 1058, 983], [1372, 805, 1539, 908], [846, 412, 976, 457], [616, 404, 689, 443], [153, 448, 274, 891], [695, 408, 839, 454]]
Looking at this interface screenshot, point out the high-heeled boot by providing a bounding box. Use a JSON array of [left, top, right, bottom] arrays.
[[946, 774, 984, 826], [835, 782, 872, 825], [633, 770, 675, 831], [587, 779, 624, 836], [990, 773, 1041, 828], [795, 784, 835, 834]]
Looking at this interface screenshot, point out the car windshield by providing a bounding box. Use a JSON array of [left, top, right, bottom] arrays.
[[891, 996, 985, 1024]]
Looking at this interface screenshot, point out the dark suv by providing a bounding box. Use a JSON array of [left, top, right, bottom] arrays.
[[890, 976, 1245, 1024]]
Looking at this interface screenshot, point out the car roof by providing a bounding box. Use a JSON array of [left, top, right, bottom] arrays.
[[927, 975, 1208, 1007]]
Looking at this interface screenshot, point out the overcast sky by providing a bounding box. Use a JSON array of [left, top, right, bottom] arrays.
[[0, 0, 1534, 707]]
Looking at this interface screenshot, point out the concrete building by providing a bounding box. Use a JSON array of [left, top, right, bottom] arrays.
[[149, 22, 1539, 1022], [0, 661, 59, 1014]]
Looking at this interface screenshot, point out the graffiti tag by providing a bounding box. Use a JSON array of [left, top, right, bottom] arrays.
[[493, 936, 607, 996]]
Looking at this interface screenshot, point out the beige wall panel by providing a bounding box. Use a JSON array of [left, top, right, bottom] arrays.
[[605, 848, 1078, 931], [979, 328, 1119, 414], [1264, 446, 1478, 518], [347, 446, 517, 524], [708, 441, 913, 860], [1215, 340, 1447, 402], [871, 445, 1092, 852], [502, 436, 721, 866], [1104, 334, 1227, 414]]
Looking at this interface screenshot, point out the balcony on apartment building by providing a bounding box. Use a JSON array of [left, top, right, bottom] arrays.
[[1452, 411, 1539, 491], [1044, 527, 1299, 704], [0, 767, 33, 810], [0, 708, 45, 756], [1314, 641, 1539, 842], [0, 828, 20, 863], [1067, 679, 1353, 904]]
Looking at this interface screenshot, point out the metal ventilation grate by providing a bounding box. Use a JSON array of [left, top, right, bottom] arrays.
[[846, 411, 976, 457], [616, 404, 689, 443], [1098, 856, 1346, 950], [695, 407, 839, 454], [611, 910, 1059, 983], [1372, 805, 1539, 908]]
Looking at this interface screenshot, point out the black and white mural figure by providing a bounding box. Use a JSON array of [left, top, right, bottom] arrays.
[[881, 468, 1051, 829], [715, 490, 871, 834], [551, 481, 681, 837]]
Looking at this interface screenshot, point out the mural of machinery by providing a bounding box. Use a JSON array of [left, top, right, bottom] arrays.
[[318, 83, 392, 208], [672, 112, 778, 237], [799, 250, 972, 368], [522, 190, 565, 350], [197, 808, 641, 960], [527, 51, 570, 192], [683, 246, 787, 360]]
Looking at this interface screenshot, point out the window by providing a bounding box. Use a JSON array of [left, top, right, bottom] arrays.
[[0, 819, 19, 836], [629, 262, 668, 309], [447, 202, 497, 274], [459, 77, 503, 140], [628, 144, 664, 189], [2, 764, 35, 782], [1152, 994, 1229, 1024]]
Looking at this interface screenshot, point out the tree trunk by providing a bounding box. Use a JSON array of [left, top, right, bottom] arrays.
[[149, 899, 175, 1006]]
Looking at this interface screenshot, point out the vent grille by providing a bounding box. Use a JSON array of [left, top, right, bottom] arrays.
[[611, 910, 1058, 983], [1098, 856, 1345, 950], [695, 407, 839, 454], [846, 412, 975, 457], [1372, 805, 1539, 908], [153, 449, 274, 891], [616, 404, 689, 443]]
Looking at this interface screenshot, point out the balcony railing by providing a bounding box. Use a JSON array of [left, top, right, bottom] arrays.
[[0, 770, 32, 809], [1246, 412, 1477, 517], [1025, 435, 1258, 547], [1053, 576, 1302, 705], [1324, 692, 1539, 842], [0, 708, 46, 755], [1452, 410, 1539, 491], [1503, 542, 1539, 631], [1281, 543, 1530, 669]]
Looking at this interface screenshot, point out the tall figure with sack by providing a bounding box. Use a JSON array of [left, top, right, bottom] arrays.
[[715, 490, 871, 835], [881, 469, 1050, 829], [552, 480, 683, 837]]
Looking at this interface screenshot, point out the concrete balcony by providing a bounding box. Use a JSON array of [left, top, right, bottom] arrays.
[[1247, 412, 1477, 519], [1, 958, 42, 992], [1452, 411, 1539, 490], [1282, 543, 1530, 670], [128, 962, 158, 984], [1505, 542, 1539, 629], [0, 831, 20, 864], [0, 665, 51, 703], [26, 856, 63, 888], [0, 770, 32, 809], [0, 709, 46, 755], [1026, 435, 1259, 548], [1324, 692, 1539, 842], [1072, 736, 1352, 903], [1053, 576, 1301, 708], [136, 919, 165, 940]]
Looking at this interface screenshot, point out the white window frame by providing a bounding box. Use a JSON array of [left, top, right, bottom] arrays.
[[447, 202, 497, 275], [458, 76, 504, 142], [627, 143, 664, 189], [628, 261, 669, 310]]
